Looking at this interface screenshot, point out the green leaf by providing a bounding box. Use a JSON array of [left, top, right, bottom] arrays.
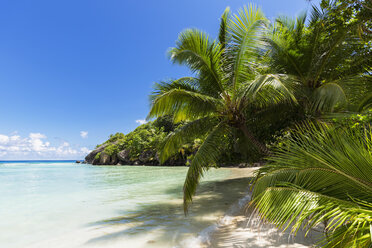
[[158, 116, 218, 163], [183, 122, 232, 213]]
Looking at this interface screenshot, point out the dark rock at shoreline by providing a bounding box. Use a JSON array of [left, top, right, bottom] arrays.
[[84, 144, 262, 167], [138, 150, 156, 164], [117, 149, 130, 163], [84, 143, 110, 164], [84, 140, 190, 166], [99, 152, 111, 165]]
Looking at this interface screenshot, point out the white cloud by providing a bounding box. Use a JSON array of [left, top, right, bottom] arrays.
[[135, 119, 147, 125], [10, 135, 20, 142], [0, 134, 9, 144], [80, 131, 88, 139], [80, 147, 91, 154], [61, 141, 69, 147], [29, 133, 46, 139], [0, 132, 92, 160]]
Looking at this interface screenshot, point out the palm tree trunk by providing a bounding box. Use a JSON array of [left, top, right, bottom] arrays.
[[238, 124, 270, 155]]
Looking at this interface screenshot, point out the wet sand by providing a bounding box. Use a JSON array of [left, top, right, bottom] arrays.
[[206, 168, 320, 248]]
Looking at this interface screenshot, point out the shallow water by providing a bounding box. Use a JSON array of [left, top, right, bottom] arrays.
[[0, 162, 251, 248]]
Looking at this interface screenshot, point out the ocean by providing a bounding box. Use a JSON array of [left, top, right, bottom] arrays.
[[0, 161, 251, 248]]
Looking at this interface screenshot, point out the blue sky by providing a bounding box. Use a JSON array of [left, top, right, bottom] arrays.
[[0, 0, 318, 160]]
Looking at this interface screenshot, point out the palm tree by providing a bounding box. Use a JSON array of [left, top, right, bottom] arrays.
[[147, 5, 292, 212], [248, 2, 371, 115], [359, 93, 372, 112], [250, 122, 372, 247]]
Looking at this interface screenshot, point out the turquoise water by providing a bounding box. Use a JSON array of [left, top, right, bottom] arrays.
[[0, 162, 250, 248]]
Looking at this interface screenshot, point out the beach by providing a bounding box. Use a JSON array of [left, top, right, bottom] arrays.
[[0, 162, 319, 248], [0, 162, 246, 248], [197, 168, 319, 248]]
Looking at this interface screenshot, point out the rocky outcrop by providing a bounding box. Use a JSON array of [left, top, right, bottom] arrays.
[[117, 149, 130, 164], [84, 142, 188, 166], [84, 143, 110, 164], [84, 141, 121, 165], [138, 150, 157, 164]]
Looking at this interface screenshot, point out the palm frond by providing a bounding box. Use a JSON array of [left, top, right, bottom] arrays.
[[339, 74, 372, 109], [358, 93, 372, 112], [251, 187, 371, 247], [308, 4, 324, 26], [263, 30, 305, 81], [168, 29, 224, 96], [149, 77, 199, 102], [158, 116, 218, 163], [312, 30, 348, 84], [183, 122, 232, 213], [226, 4, 267, 89], [310, 83, 346, 113], [251, 122, 372, 247], [218, 7, 230, 50], [253, 167, 372, 202], [148, 88, 222, 122], [267, 123, 372, 187], [239, 74, 298, 109]]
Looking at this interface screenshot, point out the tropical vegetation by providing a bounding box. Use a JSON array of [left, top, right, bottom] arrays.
[[89, 0, 371, 246], [144, 0, 372, 246], [91, 116, 203, 165], [251, 123, 372, 247], [147, 5, 298, 212], [148, 0, 370, 206]]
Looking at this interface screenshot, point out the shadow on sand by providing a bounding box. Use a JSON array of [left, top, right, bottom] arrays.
[[84, 177, 252, 247]]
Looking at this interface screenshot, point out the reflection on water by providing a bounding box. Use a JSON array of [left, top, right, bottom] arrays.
[[0, 162, 252, 248]]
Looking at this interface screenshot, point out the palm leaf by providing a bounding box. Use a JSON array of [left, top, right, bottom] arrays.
[[183, 122, 232, 213], [358, 93, 372, 112], [149, 77, 199, 102], [251, 122, 372, 247], [158, 116, 218, 163], [226, 4, 267, 89], [148, 88, 222, 122], [263, 31, 305, 81], [310, 83, 346, 113], [253, 167, 372, 202], [239, 74, 298, 109], [251, 187, 371, 247], [218, 7, 230, 50], [168, 29, 224, 96]]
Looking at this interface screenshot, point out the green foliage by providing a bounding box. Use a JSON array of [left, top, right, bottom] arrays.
[[96, 116, 196, 163], [142, 0, 372, 245], [358, 94, 372, 112], [148, 5, 284, 212], [107, 132, 125, 143], [94, 152, 101, 160], [99, 133, 125, 147], [331, 110, 372, 130], [98, 123, 165, 161], [254, 1, 371, 115], [148, 0, 372, 211], [183, 122, 232, 212], [251, 123, 372, 247], [153, 115, 177, 133], [103, 144, 120, 156], [118, 122, 167, 160]]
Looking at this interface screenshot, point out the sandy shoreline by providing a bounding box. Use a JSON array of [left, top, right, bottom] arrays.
[[202, 167, 319, 248], [12, 166, 319, 248]]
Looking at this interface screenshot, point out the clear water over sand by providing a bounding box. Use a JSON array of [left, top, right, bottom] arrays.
[[0, 162, 252, 248]]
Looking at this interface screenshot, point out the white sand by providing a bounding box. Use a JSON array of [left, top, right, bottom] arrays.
[[204, 168, 321, 248], [23, 167, 321, 248]]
